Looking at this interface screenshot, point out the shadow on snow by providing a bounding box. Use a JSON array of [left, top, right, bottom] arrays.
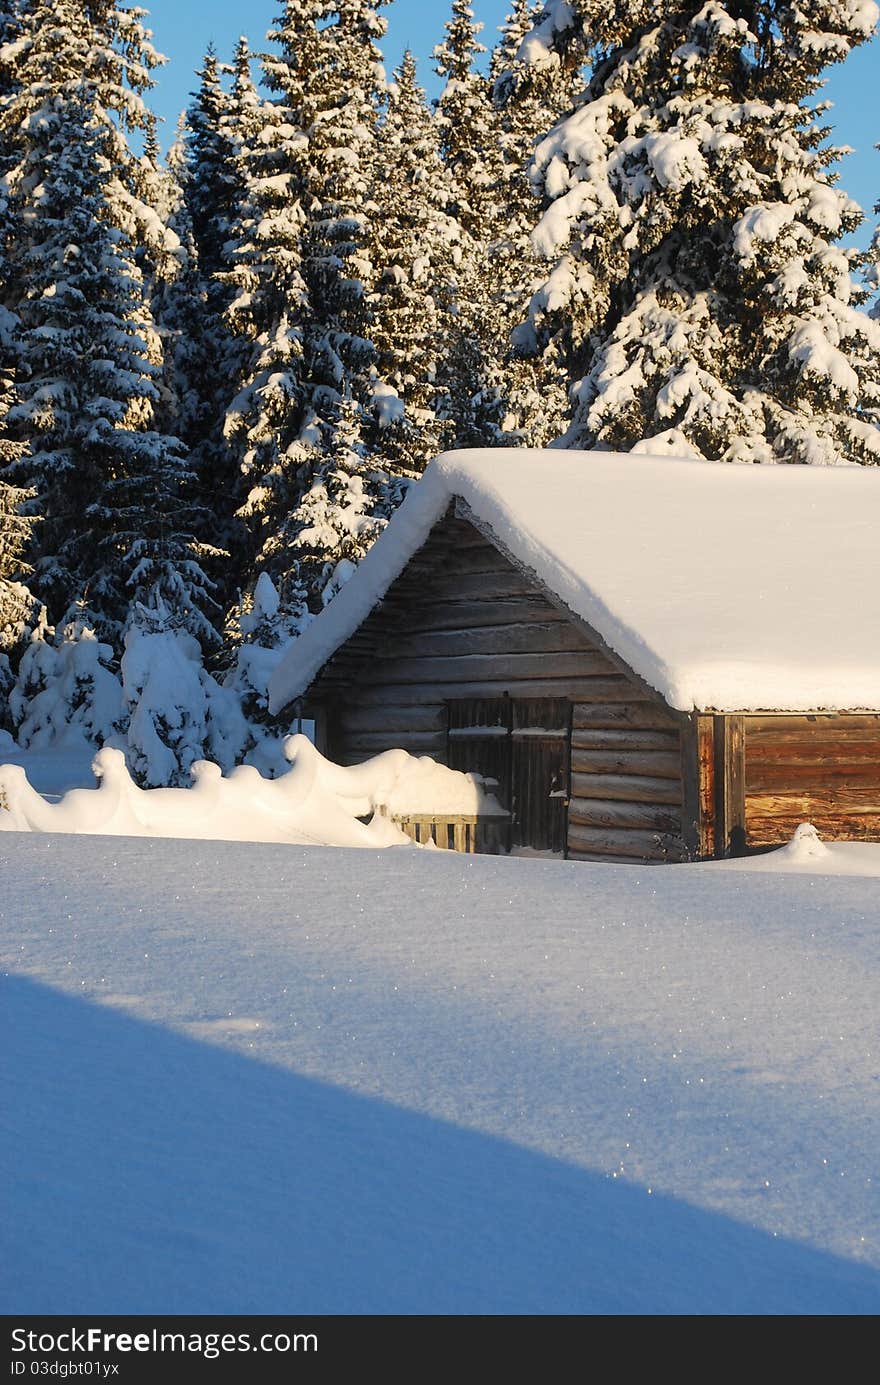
[[2, 974, 877, 1315]]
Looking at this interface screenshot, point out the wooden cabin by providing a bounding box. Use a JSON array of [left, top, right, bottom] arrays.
[[269, 449, 880, 863]]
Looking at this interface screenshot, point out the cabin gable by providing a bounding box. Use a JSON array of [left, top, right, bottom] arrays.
[[304, 507, 686, 861]]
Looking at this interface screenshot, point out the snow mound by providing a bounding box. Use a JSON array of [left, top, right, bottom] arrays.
[[778, 821, 831, 862], [714, 822, 880, 877], [0, 737, 498, 848]]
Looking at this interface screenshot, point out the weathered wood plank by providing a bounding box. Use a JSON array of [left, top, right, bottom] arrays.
[[746, 762, 880, 792], [679, 717, 699, 860], [357, 651, 611, 686], [352, 676, 649, 706], [745, 745, 880, 769], [342, 731, 447, 754], [697, 715, 716, 858], [570, 748, 682, 779], [571, 728, 680, 752], [338, 703, 446, 734], [567, 798, 682, 832], [745, 812, 880, 846], [714, 714, 745, 857], [376, 621, 601, 661], [572, 702, 677, 731], [423, 570, 536, 602], [403, 598, 570, 634], [746, 714, 880, 737], [745, 787, 880, 818], [569, 772, 682, 805], [431, 545, 523, 576], [567, 823, 685, 861]]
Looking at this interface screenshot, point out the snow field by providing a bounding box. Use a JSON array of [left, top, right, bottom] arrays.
[[2, 834, 878, 1314]]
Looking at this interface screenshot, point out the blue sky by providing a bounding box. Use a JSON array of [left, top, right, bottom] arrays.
[[144, 1, 878, 246]]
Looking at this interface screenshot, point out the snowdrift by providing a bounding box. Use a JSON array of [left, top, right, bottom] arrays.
[[0, 735, 497, 848]]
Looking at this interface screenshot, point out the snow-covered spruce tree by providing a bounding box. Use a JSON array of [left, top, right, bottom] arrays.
[[120, 598, 248, 788], [181, 46, 238, 283], [868, 163, 879, 319], [0, 474, 34, 662], [0, 396, 38, 722], [154, 106, 244, 599], [0, 4, 38, 706], [218, 22, 310, 603], [468, 0, 583, 445], [0, 0, 181, 289], [523, 0, 880, 463], [224, 0, 405, 610], [432, 1, 518, 448], [153, 126, 215, 455], [0, 368, 37, 672], [10, 608, 123, 752], [366, 50, 458, 472], [434, 0, 501, 239], [6, 97, 220, 647], [222, 569, 310, 758]]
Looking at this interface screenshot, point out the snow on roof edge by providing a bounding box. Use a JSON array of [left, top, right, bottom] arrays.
[[269, 449, 880, 716], [268, 463, 453, 713]]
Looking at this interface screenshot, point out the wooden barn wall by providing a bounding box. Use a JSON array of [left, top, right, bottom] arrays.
[[567, 702, 685, 863], [743, 714, 880, 846], [313, 510, 687, 863]]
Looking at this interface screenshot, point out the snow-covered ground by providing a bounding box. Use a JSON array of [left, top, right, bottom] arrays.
[[2, 834, 877, 1314]]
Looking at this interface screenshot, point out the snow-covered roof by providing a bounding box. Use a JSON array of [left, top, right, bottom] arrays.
[[269, 449, 880, 715]]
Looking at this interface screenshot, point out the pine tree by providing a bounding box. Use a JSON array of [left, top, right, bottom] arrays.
[[0, 0, 177, 276], [868, 159, 879, 320], [223, 570, 310, 731], [0, 1, 37, 699], [366, 51, 458, 472], [10, 609, 123, 752], [486, 0, 581, 444], [181, 46, 238, 283], [432, 1, 517, 448], [0, 367, 37, 662], [157, 92, 244, 600], [6, 96, 220, 646], [523, 0, 880, 463], [434, 0, 501, 238], [224, 1, 402, 609], [120, 598, 248, 788]]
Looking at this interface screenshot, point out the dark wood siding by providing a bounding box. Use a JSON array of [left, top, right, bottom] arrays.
[[743, 714, 880, 845], [322, 511, 635, 763], [446, 697, 569, 852], [309, 509, 686, 859], [566, 702, 685, 862]]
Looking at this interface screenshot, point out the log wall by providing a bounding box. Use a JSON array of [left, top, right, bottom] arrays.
[[743, 714, 880, 845], [566, 701, 685, 863], [321, 511, 642, 765], [311, 509, 688, 862]]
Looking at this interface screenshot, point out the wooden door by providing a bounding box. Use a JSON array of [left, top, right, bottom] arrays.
[[446, 698, 570, 854], [510, 698, 570, 852], [447, 698, 512, 826]]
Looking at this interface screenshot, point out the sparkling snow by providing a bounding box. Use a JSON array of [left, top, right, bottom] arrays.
[[269, 449, 880, 715], [1, 836, 877, 1314]]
